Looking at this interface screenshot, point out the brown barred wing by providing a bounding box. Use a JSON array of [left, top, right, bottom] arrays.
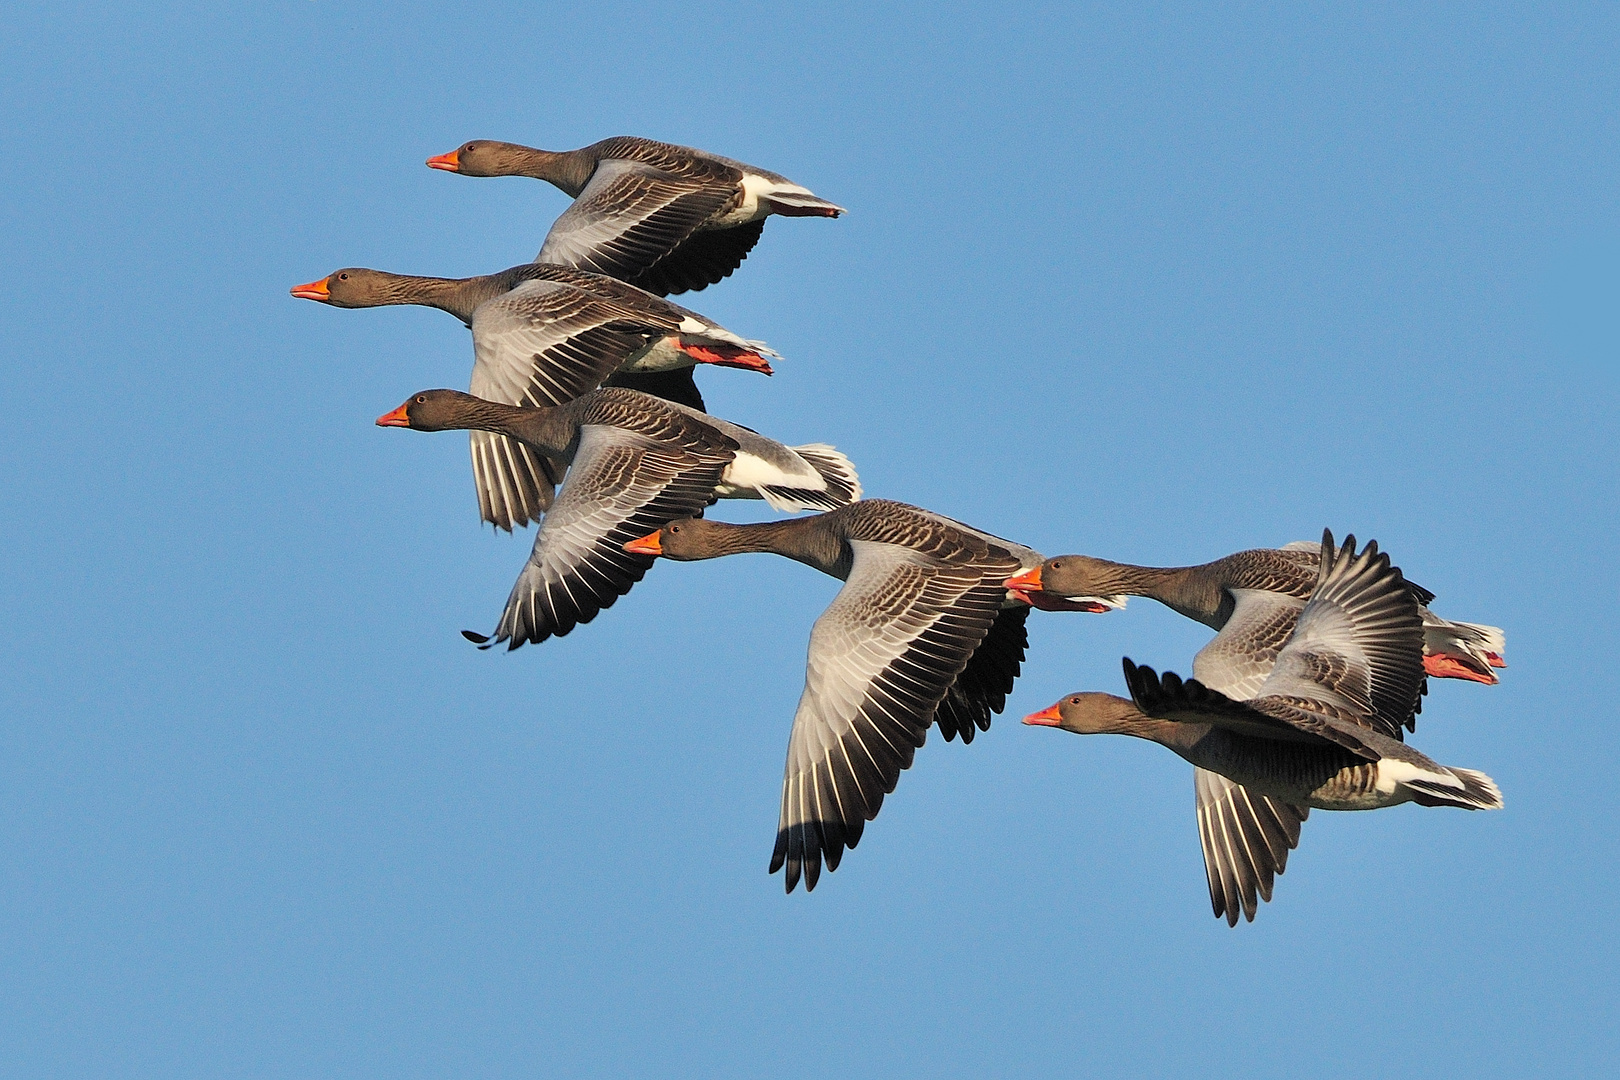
[[465, 426, 733, 650], [537, 159, 739, 285], [772, 542, 1014, 892], [627, 219, 767, 297], [932, 604, 1029, 744], [468, 278, 687, 530], [1259, 532, 1427, 738], [1194, 769, 1308, 927]]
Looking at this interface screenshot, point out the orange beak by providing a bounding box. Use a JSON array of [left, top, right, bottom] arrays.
[[425, 150, 462, 172], [1023, 704, 1064, 727], [290, 277, 331, 301], [623, 530, 663, 556], [1004, 567, 1043, 592], [375, 403, 412, 428]]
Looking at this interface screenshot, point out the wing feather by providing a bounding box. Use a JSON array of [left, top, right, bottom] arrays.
[[468, 426, 733, 648], [537, 159, 738, 282], [1193, 769, 1308, 925], [770, 542, 1024, 891]]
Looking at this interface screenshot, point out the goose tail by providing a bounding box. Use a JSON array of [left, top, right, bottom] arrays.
[[763, 191, 846, 218], [1406, 767, 1504, 811], [758, 444, 862, 512]]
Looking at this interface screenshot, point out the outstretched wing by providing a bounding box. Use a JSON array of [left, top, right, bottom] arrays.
[[627, 219, 767, 297], [538, 159, 739, 284], [467, 278, 684, 530], [467, 425, 733, 649], [1192, 589, 1308, 702], [603, 367, 707, 411], [1256, 532, 1426, 739], [773, 541, 1021, 892], [1189, 581, 1316, 925], [1194, 769, 1308, 927], [932, 605, 1029, 744]]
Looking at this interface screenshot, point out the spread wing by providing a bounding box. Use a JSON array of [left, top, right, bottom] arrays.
[[466, 425, 733, 649], [537, 159, 739, 284], [932, 605, 1029, 744], [1189, 589, 1311, 924], [467, 278, 683, 530], [1255, 532, 1426, 739], [1192, 589, 1308, 701], [772, 541, 1022, 892], [626, 219, 767, 297], [1194, 769, 1308, 926], [603, 367, 707, 411]]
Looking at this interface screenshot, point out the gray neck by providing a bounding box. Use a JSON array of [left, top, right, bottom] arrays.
[[443, 399, 576, 459], [365, 272, 512, 326], [490, 143, 596, 196], [1089, 560, 1227, 629], [687, 519, 849, 578], [1112, 709, 1211, 756]]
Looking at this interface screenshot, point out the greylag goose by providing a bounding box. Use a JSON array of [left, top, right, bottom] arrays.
[[425, 137, 844, 296], [293, 262, 776, 530], [377, 388, 859, 649], [1025, 532, 1502, 926], [622, 500, 1047, 892], [1005, 541, 1505, 688]]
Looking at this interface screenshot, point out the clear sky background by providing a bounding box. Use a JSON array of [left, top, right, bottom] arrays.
[[1, 3, 1615, 1077]]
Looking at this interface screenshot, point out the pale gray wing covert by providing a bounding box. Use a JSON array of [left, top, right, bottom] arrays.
[[1255, 534, 1426, 739], [772, 541, 1011, 892], [467, 278, 682, 530], [1191, 588, 1308, 702], [1189, 587, 1312, 925], [466, 425, 733, 650], [537, 159, 738, 284]]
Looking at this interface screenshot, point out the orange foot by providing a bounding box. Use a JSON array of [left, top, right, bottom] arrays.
[[1486, 652, 1507, 669], [676, 340, 773, 374], [1423, 654, 1499, 685]]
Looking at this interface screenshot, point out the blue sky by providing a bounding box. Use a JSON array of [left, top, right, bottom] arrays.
[[1, 2, 1615, 1077]]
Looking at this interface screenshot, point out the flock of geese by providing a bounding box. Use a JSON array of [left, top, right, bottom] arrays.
[[293, 134, 1506, 925]]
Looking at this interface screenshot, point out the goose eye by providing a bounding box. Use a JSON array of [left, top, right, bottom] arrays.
[[1069, 696, 1081, 705], [415, 395, 427, 404], [669, 525, 681, 533], [1050, 560, 1062, 569], [338, 272, 348, 280]]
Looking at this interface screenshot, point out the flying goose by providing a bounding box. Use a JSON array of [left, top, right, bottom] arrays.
[[293, 262, 776, 530], [425, 136, 844, 295], [1024, 532, 1502, 925], [377, 388, 859, 650], [622, 500, 1051, 892], [1005, 541, 1506, 689]]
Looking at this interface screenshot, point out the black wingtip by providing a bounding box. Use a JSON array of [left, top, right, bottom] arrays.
[[462, 629, 490, 644]]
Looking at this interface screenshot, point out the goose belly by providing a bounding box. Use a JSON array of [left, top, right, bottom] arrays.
[[1188, 733, 1394, 811], [1304, 762, 1407, 811], [621, 335, 685, 372]]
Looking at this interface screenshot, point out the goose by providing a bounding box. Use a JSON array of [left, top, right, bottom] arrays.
[[1005, 541, 1505, 688], [1024, 532, 1503, 926], [425, 136, 844, 296], [292, 262, 776, 531], [377, 388, 859, 649], [622, 500, 1052, 893]]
